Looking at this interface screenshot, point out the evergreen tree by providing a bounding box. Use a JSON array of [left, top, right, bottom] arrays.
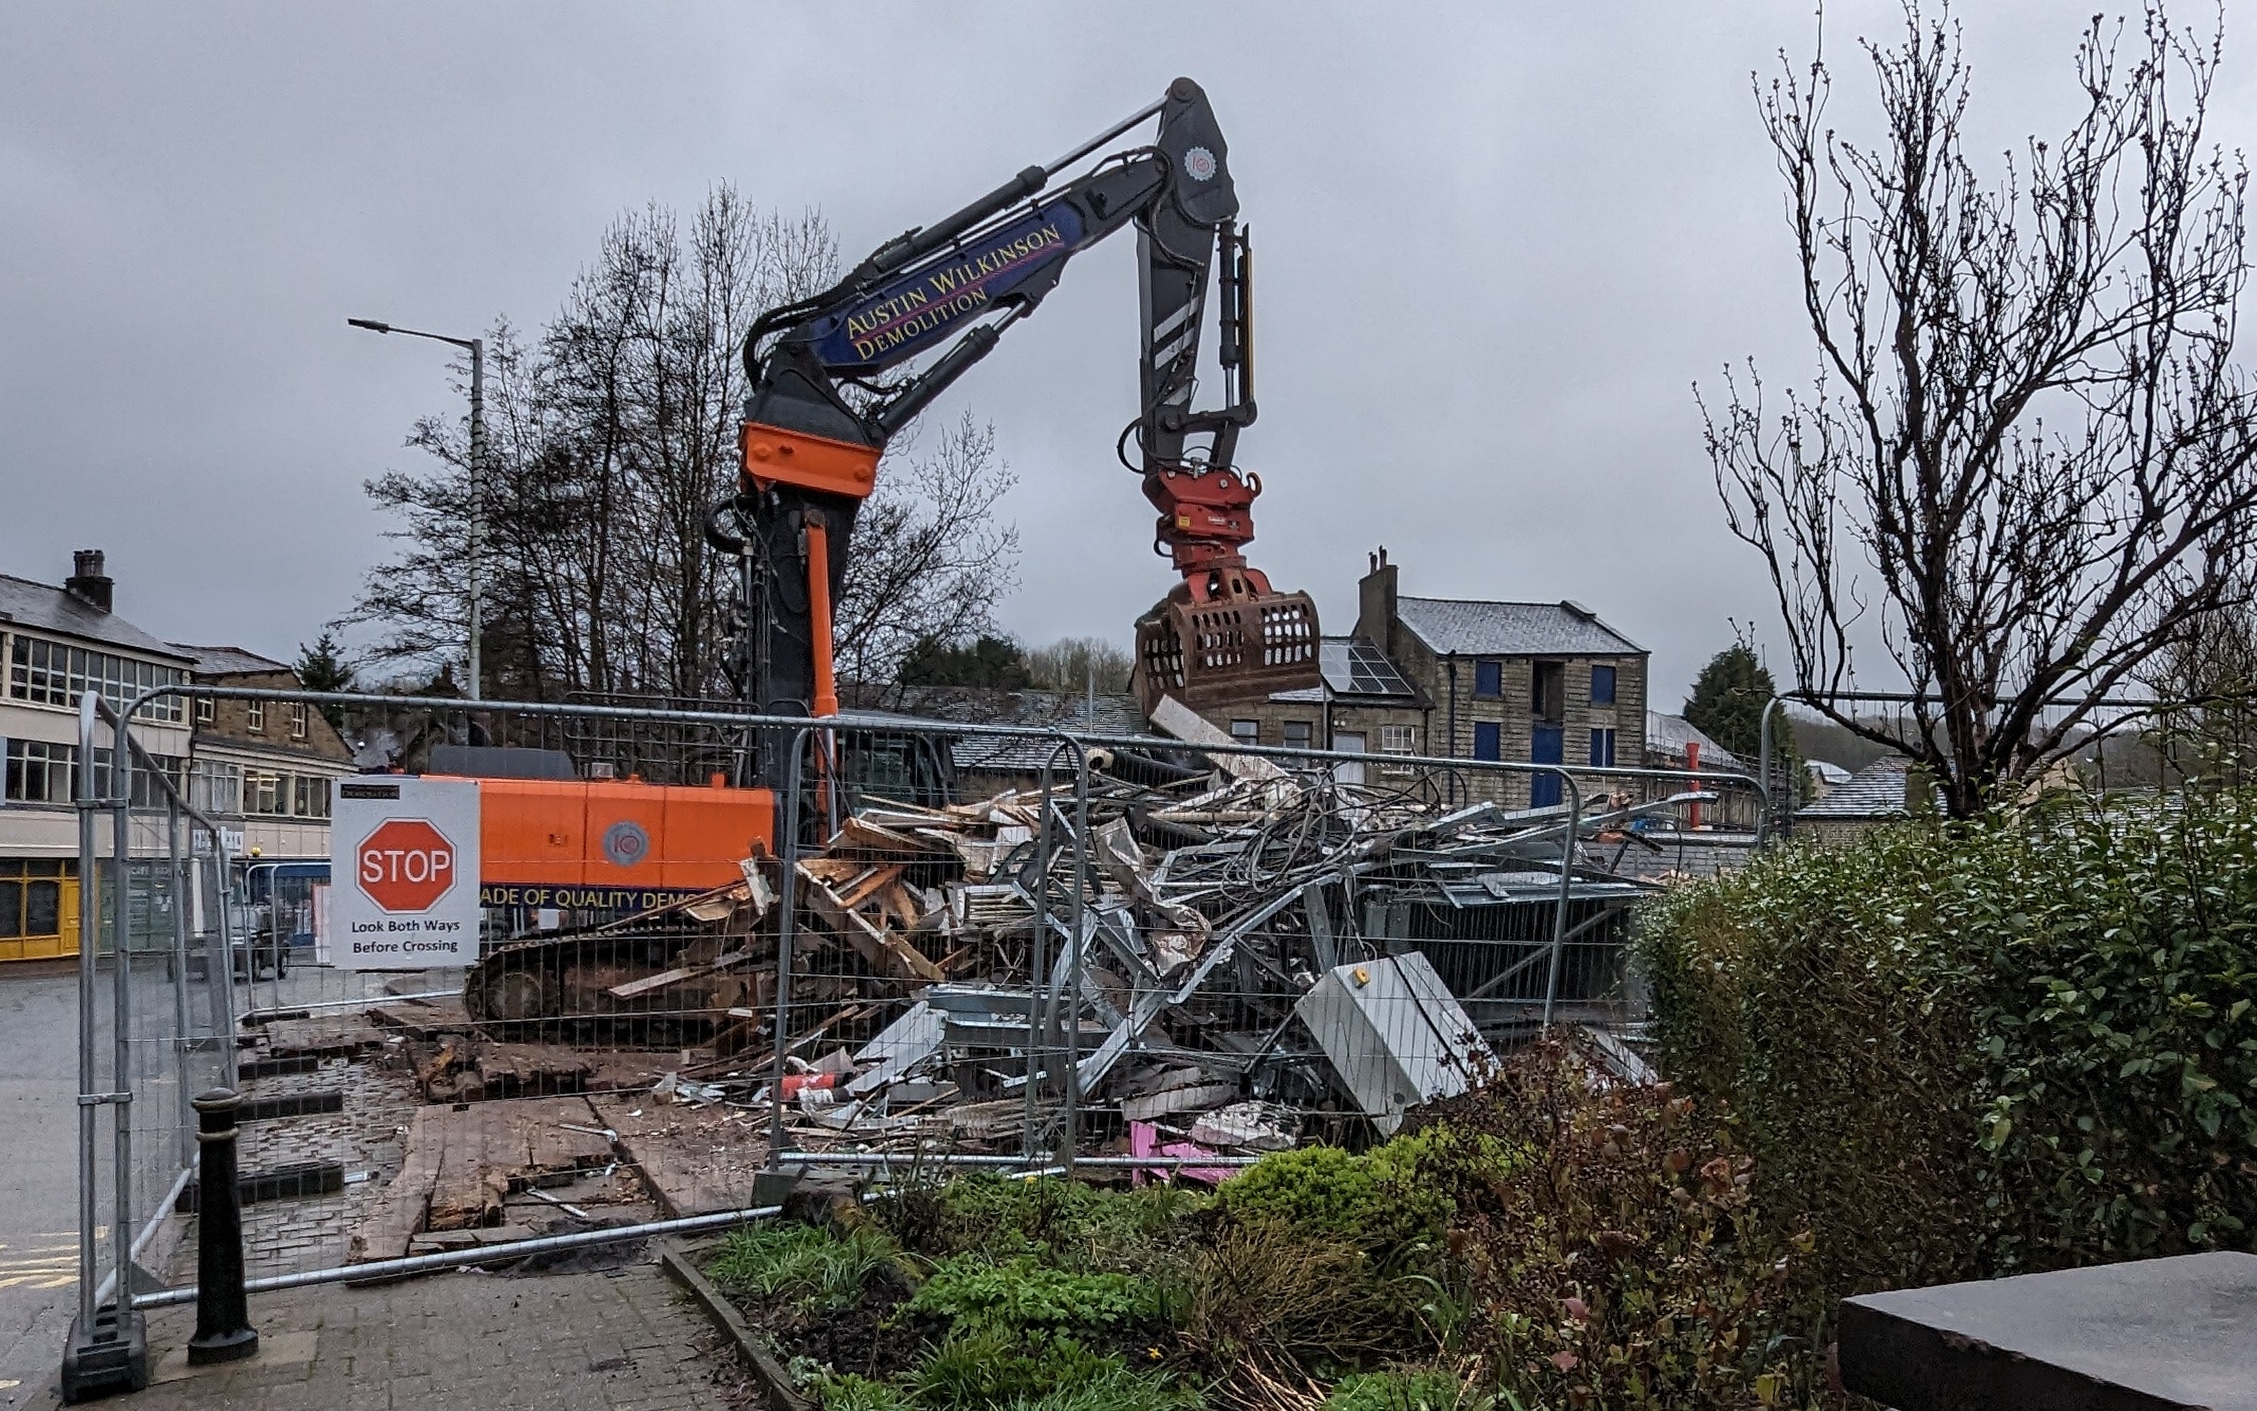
[[1683, 638, 1801, 799], [294, 631, 356, 728], [895, 634, 1030, 690]]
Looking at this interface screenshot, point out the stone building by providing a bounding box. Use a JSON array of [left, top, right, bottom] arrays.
[[171, 645, 356, 861], [1212, 636, 1429, 782], [1, 551, 195, 961], [1354, 550, 1648, 808]]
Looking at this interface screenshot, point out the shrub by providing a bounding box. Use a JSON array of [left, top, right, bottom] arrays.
[[1214, 1135, 1466, 1259], [1639, 793, 2257, 1286], [706, 1223, 900, 1314], [1324, 1365, 1499, 1411], [1416, 1041, 1819, 1410], [906, 1255, 1165, 1335], [1177, 1218, 1431, 1388], [877, 1175, 1207, 1272]]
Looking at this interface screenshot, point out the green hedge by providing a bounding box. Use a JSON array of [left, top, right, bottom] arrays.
[[1637, 791, 2257, 1295]]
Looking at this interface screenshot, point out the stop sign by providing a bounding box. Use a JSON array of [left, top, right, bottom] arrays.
[[356, 818, 459, 912]]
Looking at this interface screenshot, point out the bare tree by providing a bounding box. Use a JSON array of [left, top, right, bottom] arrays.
[[1702, 2, 2257, 815], [831, 412, 1021, 688], [346, 190, 1021, 705], [1025, 635, 1134, 694]]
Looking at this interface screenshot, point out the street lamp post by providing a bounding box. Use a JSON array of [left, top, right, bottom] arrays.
[[349, 318, 485, 702]]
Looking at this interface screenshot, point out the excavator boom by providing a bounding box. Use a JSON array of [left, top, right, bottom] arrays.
[[709, 77, 1320, 759]]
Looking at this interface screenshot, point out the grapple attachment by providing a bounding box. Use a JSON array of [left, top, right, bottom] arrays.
[[1135, 582, 1321, 716]]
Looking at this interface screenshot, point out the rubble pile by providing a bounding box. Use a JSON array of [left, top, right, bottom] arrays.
[[463, 736, 1718, 1166]]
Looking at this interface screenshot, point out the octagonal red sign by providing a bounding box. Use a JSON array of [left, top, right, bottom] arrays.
[[356, 818, 458, 912]]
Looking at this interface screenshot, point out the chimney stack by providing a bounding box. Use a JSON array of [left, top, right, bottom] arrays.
[[65, 549, 113, 613], [1355, 545, 1399, 653]]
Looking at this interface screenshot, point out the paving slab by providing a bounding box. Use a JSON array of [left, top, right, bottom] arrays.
[[22, 1260, 733, 1410], [1840, 1250, 2257, 1411]]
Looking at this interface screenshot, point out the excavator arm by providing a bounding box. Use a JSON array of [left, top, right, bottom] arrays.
[[709, 77, 1318, 780]]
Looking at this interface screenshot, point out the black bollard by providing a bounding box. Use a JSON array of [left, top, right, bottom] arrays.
[[186, 1088, 258, 1365]]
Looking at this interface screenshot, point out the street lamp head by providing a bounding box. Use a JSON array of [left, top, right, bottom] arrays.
[[347, 318, 392, 333]]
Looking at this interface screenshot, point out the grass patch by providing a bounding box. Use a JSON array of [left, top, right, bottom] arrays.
[[706, 1223, 900, 1315]]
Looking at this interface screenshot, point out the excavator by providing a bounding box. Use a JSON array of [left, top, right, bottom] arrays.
[[462, 81, 1320, 1012], [711, 74, 1319, 766]]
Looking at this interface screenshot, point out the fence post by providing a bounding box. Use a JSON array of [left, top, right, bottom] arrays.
[[1058, 743, 1090, 1173], [766, 727, 809, 1167], [187, 1088, 258, 1363], [1023, 748, 1055, 1162], [1539, 772, 1581, 1030], [109, 702, 135, 1303], [63, 693, 148, 1402], [169, 806, 195, 1169]]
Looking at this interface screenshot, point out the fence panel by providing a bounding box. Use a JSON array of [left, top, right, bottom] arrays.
[[57, 685, 1760, 1331]]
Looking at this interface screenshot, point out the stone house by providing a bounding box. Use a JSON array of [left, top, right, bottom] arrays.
[[1216, 636, 1429, 783], [171, 645, 356, 861], [1355, 550, 1648, 809]]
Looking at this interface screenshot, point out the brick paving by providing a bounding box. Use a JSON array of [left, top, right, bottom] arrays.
[[231, 1056, 419, 1277], [26, 1261, 733, 1410]]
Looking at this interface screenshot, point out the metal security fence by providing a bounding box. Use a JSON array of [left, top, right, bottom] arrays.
[[55, 684, 1757, 1360], [68, 692, 239, 1381]]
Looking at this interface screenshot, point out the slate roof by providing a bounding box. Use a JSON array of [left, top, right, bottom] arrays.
[[1795, 755, 1921, 820], [1395, 596, 1645, 657], [1645, 712, 1741, 769], [169, 644, 292, 677], [844, 684, 1147, 775], [0, 572, 191, 661]]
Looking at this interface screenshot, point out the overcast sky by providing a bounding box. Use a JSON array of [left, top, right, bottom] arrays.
[[6, 2, 2253, 703]]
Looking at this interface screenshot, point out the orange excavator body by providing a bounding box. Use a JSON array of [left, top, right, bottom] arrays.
[[462, 775, 776, 912]]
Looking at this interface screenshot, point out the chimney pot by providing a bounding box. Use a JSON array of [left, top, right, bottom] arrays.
[[65, 549, 113, 613]]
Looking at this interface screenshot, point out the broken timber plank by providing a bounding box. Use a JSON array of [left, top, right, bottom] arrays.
[[348, 1096, 613, 1261], [798, 867, 945, 983]]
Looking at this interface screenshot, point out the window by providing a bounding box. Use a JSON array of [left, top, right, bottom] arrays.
[[5, 739, 76, 803], [1282, 720, 1313, 751], [1531, 661, 1565, 722], [1589, 664, 1617, 706], [245, 701, 265, 733], [1472, 721, 1502, 762], [194, 695, 215, 725], [243, 770, 283, 816], [1473, 660, 1503, 698], [0, 860, 73, 941], [1379, 724, 1417, 754], [289, 702, 308, 740], [1590, 728, 1618, 768], [292, 775, 330, 819], [191, 760, 242, 815], [1230, 719, 1260, 745], [84, 749, 187, 808], [7, 636, 185, 721]]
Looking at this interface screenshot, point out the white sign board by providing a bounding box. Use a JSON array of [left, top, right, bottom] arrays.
[[329, 777, 482, 969]]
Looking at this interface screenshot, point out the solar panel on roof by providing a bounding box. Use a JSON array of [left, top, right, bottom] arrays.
[[1320, 638, 1415, 697]]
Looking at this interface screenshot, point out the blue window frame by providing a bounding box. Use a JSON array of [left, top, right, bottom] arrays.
[[1473, 660, 1503, 698], [1589, 663, 1617, 705], [1589, 727, 1617, 768], [1472, 721, 1501, 761]]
